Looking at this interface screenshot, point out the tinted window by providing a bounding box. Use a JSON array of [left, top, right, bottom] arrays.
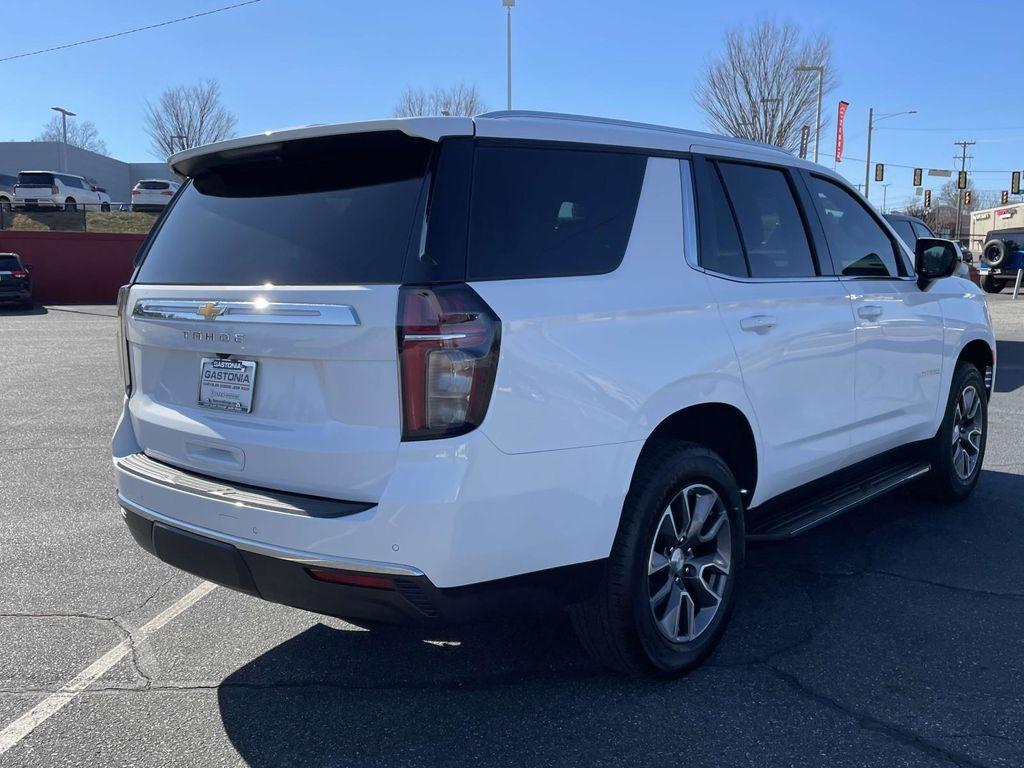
[[138, 181, 170, 190], [695, 160, 747, 276], [18, 172, 54, 187], [891, 220, 917, 247], [466, 146, 646, 280], [0, 174, 16, 187], [911, 221, 933, 239], [808, 176, 901, 277], [718, 163, 816, 278], [135, 132, 432, 285], [0, 256, 21, 270]]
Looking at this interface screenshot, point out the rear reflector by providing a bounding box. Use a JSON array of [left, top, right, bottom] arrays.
[[307, 568, 395, 590]]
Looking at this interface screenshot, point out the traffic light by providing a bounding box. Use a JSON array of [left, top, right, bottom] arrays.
[[1002, 190, 1010, 205], [964, 190, 972, 206], [958, 170, 968, 189], [924, 189, 932, 208], [913, 168, 922, 186], [874, 163, 884, 182], [1013, 171, 1021, 196]]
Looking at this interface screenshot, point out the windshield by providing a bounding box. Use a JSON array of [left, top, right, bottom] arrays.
[[134, 132, 433, 285]]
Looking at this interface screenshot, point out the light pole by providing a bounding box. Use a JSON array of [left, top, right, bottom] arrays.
[[51, 105, 76, 172], [864, 108, 916, 202], [880, 183, 892, 213], [795, 65, 824, 163], [503, 0, 515, 110]]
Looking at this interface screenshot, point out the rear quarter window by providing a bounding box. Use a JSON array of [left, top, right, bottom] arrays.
[[466, 145, 647, 280]]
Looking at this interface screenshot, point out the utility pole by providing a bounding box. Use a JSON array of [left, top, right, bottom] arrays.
[[954, 140, 975, 242], [881, 183, 892, 214], [864, 107, 917, 203], [503, 0, 515, 110]]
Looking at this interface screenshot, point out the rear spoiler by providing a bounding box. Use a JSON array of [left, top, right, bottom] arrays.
[[168, 117, 475, 178]]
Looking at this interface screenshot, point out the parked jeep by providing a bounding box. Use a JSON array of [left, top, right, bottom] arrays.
[[979, 227, 1024, 293]]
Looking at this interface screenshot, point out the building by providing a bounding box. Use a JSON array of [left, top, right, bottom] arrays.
[[0, 142, 175, 204], [969, 203, 1024, 253]]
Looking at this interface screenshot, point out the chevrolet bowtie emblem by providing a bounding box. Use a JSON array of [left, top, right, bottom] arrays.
[[196, 302, 224, 320]]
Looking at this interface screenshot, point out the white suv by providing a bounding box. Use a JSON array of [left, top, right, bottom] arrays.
[[13, 170, 109, 211], [113, 112, 995, 677], [131, 179, 180, 211]]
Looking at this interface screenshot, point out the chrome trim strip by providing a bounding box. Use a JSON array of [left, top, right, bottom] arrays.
[[403, 333, 468, 341], [132, 299, 360, 326], [117, 492, 425, 577]]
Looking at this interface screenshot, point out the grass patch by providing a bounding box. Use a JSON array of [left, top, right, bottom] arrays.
[[0, 210, 158, 234]]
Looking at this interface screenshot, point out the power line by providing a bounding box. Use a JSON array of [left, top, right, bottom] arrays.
[[0, 0, 263, 63]]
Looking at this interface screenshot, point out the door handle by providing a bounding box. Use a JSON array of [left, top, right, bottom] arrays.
[[739, 314, 777, 332], [857, 305, 883, 320]]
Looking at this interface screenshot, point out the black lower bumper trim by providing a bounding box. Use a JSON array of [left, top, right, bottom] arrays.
[[121, 507, 604, 626]]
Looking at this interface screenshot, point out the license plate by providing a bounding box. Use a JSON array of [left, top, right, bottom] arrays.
[[198, 358, 257, 413]]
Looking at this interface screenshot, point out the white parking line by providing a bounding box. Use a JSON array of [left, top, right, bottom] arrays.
[[0, 581, 217, 756]]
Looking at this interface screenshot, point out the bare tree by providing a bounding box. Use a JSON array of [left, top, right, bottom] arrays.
[[393, 83, 486, 117], [144, 79, 238, 159], [695, 20, 837, 152], [35, 115, 108, 155]]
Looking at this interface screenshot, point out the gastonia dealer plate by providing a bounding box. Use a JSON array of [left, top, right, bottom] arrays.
[[198, 358, 257, 413]]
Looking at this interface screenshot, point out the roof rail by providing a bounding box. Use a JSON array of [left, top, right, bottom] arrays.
[[476, 110, 793, 157]]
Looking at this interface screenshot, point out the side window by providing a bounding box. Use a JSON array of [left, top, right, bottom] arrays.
[[694, 160, 747, 277], [911, 221, 933, 240], [466, 146, 647, 280], [892, 220, 917, 248], [808, 176, 902, 277], [717, 162, 817, 278]]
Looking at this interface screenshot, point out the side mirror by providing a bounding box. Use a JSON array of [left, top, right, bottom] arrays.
[[915, 238, 959, 286]]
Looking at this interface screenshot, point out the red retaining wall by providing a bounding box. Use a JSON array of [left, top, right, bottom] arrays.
[[0, 231, 145, 304]]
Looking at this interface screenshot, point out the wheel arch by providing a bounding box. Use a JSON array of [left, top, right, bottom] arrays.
[[633, 403, 759, 508], [957, 338, 995, 395]]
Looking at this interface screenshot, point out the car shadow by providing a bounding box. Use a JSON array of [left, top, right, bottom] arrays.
[[0, 303, 46, 316], [216, 468, 1024, 767], [995, 339, 1024, 393]]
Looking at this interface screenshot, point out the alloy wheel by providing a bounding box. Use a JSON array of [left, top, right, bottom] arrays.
[[647, 483, 731, 643], [951, 384, 983, 481]]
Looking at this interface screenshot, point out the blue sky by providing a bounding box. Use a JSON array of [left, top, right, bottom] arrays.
[[4, 0, 1023, 209]]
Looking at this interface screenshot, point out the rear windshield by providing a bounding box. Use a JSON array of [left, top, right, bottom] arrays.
[[0, 256, 21, 270], [137, 181, 169, 190], [18, 172, 53, 187], [134, 132, 433, 285]]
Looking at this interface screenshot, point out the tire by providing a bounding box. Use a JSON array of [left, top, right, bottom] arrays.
[[570, 441, 744, 677], [0, 199, 10, 212], [64, 198, 77, 212], [922, 362, 987, 502], [983, 239, 1007, 268], [100, 202, 110, 212], [982, 275, 1006, 294]]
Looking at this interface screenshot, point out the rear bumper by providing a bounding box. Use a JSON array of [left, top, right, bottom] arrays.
[[0, 289, 30, 302], [120, 501, 602, 626]]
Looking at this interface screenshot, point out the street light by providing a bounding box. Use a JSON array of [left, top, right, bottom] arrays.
[[51, 105, 76, 172], [503, 0, 515, 110], [880, 183, 892, 214], [864, 108, 916, 202], [794, 65, 824, 163]]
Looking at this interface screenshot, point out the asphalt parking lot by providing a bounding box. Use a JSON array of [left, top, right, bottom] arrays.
[[1, 298, 1023, 768]]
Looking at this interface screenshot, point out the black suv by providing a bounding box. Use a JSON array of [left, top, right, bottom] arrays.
[[979, 228, 1024, 293], [0, 253, 33, 308]]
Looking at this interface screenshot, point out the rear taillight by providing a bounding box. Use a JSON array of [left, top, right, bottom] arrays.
[[398, 284, 500, 440], [51, 184, 58, 194], [116, 285, 133, 397], [131, 189, 140, 195], [11, 270, 27, 278], [160, 190, 173, 196]]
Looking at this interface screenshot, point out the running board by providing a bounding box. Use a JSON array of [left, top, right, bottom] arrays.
[[747, 462, 932, 541]]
